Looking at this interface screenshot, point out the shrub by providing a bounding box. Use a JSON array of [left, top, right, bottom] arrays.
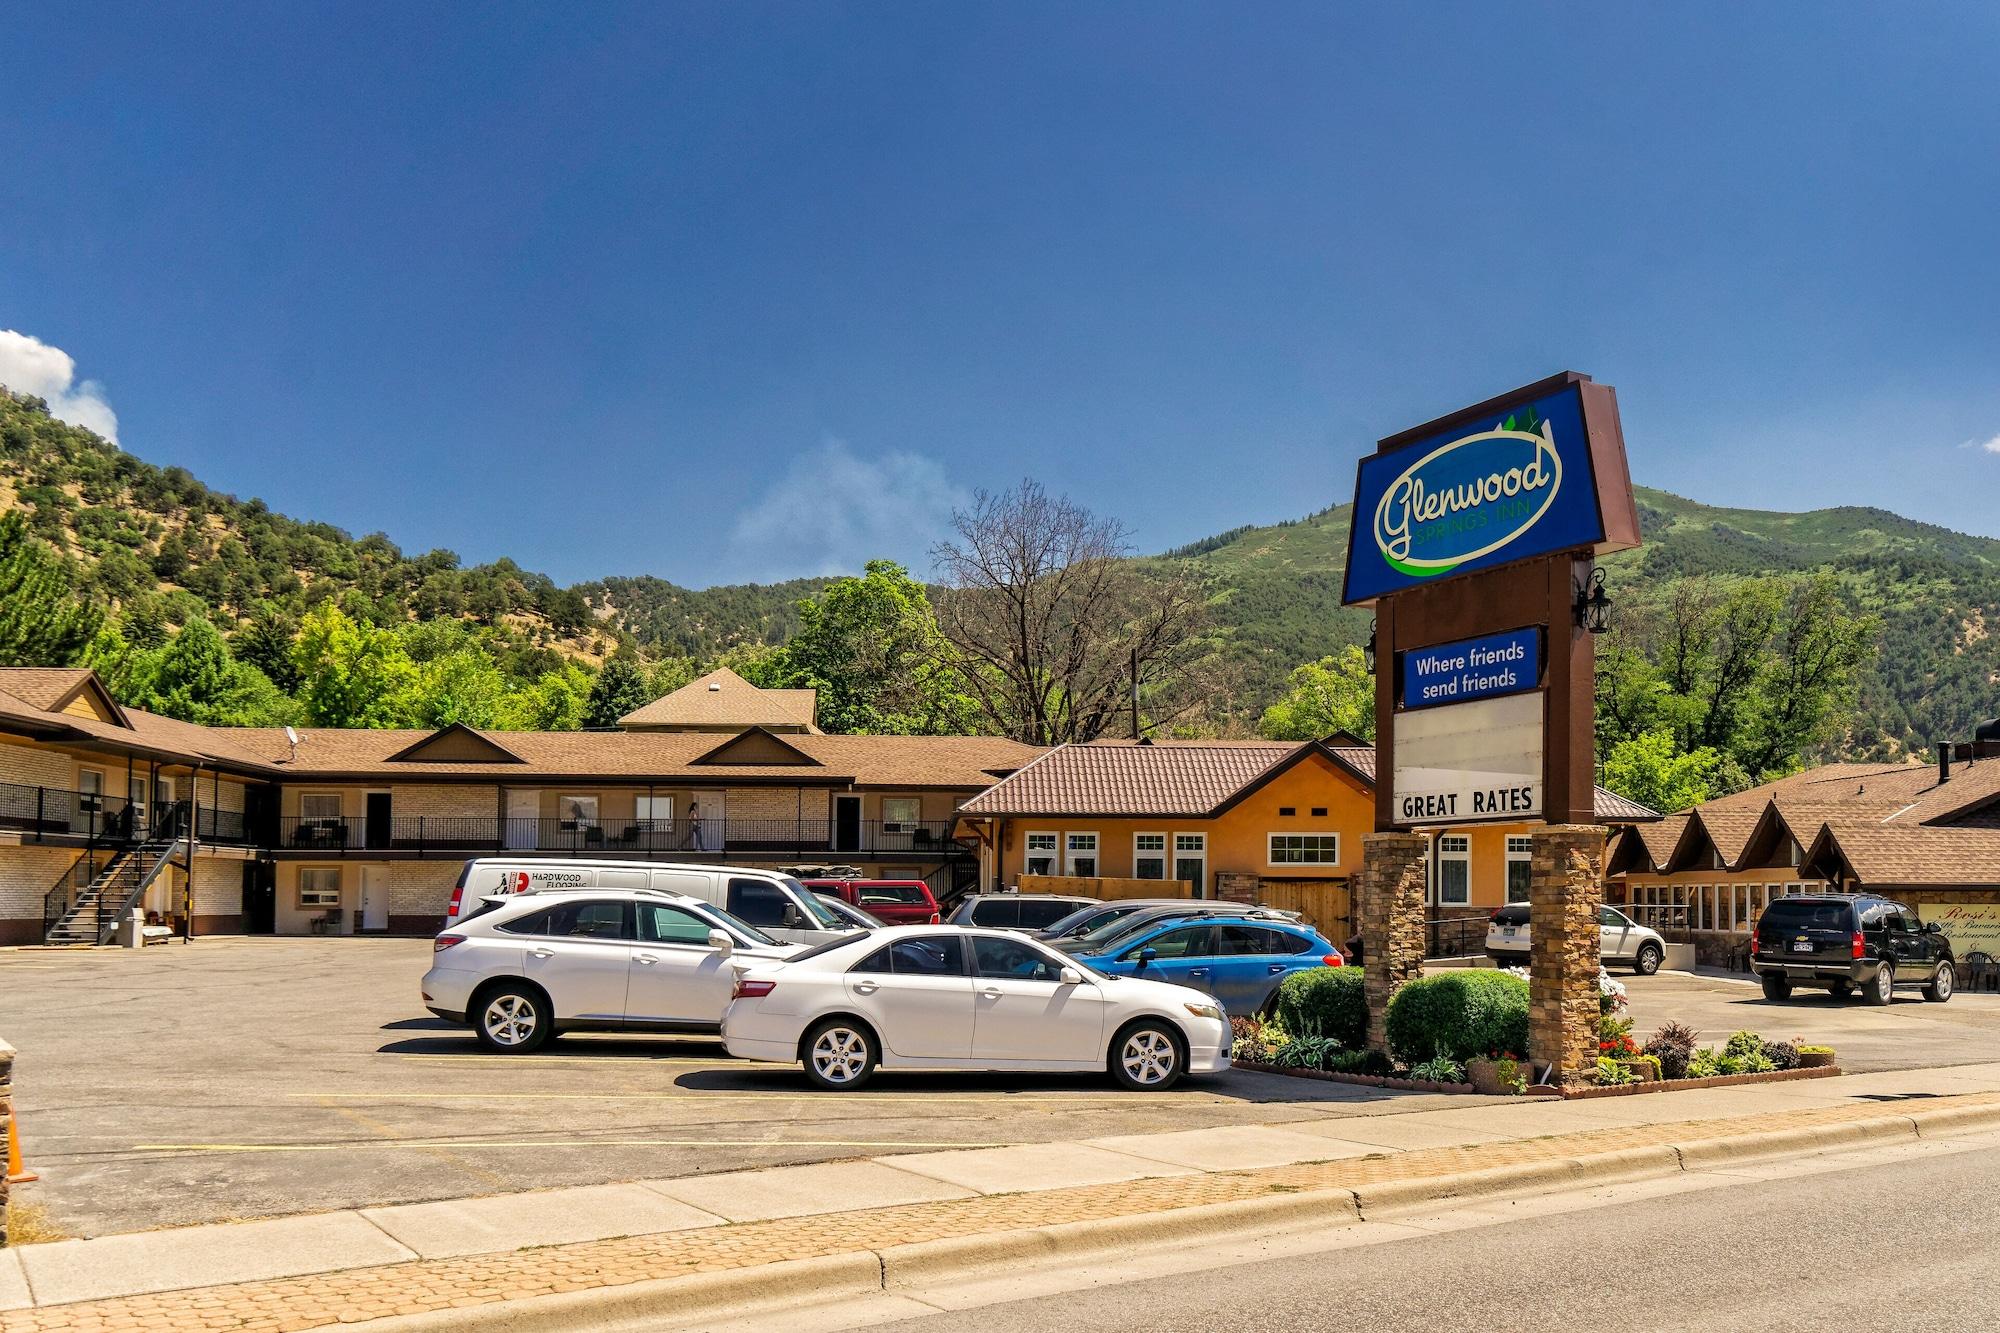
[[1723, 1030, 1766, 1060], [1384, 969, 1529, 1064], [1761, 1040, 1800, 1071], [1595, 1056, 1639, 1086], [1274, 966, 1368, 1049], [1330, 1048, 1395, 1077], [1272, 1033, 1344, 1071], [1643, 1020, 1700, 1080], [1408, 1056, 1466, 1084], [1796, 1044, 1834, 1056]]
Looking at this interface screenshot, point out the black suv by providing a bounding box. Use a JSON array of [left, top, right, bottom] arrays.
[[1751, 893, 1954, 1005]]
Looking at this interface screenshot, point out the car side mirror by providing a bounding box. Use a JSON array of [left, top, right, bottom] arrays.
[[1139, 947, 1159, 964], [1923, 921, 1943, 935], [782, 906, 804, 929], [1058, 966, 1083, 986], [707, 929, 733, 956]]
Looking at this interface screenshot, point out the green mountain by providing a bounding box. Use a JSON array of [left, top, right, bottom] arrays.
[[5, 386, 1995, 755], [1162, 488, 2000, 757]]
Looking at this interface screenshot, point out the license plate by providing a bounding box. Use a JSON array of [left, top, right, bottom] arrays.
[[1501, 927, 1516, 937], [1791, 939, 1813, 953]]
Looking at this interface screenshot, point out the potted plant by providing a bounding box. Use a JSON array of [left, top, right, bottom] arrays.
[[1796, 1044, 1836, 1069], [1468, 1051, 1526, 1095]]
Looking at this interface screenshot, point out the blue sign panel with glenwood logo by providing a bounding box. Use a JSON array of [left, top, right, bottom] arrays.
[[1342, 381, 1606, 604], [1400, 626, 1542, 711]]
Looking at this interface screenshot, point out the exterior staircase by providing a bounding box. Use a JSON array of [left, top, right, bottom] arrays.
[[43, 839, 187, 945]]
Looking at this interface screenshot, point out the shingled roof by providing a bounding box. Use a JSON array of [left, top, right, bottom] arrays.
[[617, 669, 820, 732], [956, 738, 1658, 823], [1802, 822, 2000, 888]]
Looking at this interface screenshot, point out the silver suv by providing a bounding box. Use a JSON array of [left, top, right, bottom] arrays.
[[1485, 903, 1665, 975]]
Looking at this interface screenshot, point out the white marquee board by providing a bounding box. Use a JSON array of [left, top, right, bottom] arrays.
[[1391, 691, 1544, 826]]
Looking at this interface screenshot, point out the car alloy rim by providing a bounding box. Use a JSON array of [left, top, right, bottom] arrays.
[[1938, 968, 1952, 998], [484, 994, 536, 1046], [812, 1028, 868, 1083], [1121, 1029, 1176, 1085], [1878, 969, 1893, 1001]]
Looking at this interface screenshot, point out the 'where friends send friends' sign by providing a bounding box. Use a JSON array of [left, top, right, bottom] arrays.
[[1342, 380, 1611, 605], [1400, 627, 1541, 710]]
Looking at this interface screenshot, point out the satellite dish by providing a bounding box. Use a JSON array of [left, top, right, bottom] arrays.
[[284, 726, 299, 745]]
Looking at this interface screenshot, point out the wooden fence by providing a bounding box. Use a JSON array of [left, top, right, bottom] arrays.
[[1017, 874, 1351, 940]]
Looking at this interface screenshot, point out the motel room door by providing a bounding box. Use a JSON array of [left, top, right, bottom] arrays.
[[505, 789, 541, 849], [358, 866, 389, 932], [833, 796, 862, 853]]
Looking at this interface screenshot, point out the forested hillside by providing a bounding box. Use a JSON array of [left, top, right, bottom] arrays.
[[4, 386, 1996, 758]]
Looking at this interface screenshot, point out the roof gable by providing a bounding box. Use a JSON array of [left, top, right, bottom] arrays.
[[619, 668, 819, 731], [690, 727, 823, 767], [384, 724, 526, 764], [0, 667, 130, 729]]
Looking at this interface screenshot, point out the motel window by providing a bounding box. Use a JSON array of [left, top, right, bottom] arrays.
[[1268, 834, 1340, 866], [1436, 835, 1470, 906], [1505, 835, 1534, 904], [881, 797, 922, 832], [1311, 807, 1328, 817], [1134, 833, 1167, 880], [300, 792, 342, 823], [298, 867, 341, 908], [1174, 834, 1207, 896], [1065, 832, 1099, 877], [1025, 832, 1058, 877], [560, 795, 599, 829], [1278, 807, 1296, 818], [635, 795, 674, 830]]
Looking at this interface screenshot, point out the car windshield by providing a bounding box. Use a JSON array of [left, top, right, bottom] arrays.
[[782, 877, 848, 929], [695, 902, 783, 948], [1073, 909, 1197, 952], [817, 895, 886, 929]]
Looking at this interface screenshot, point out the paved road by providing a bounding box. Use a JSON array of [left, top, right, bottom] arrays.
[[878, 1146, 2000, 1332], [9, 938, 1997, 1236]]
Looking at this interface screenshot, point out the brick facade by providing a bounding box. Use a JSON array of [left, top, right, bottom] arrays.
[[1528, 825, 1605, 1085]]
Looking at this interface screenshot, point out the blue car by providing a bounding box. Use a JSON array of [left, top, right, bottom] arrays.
[[1076, 915, 1344, 1016]]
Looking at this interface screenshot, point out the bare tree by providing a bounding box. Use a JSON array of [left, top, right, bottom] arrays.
[[931, 480, 1210, 744]]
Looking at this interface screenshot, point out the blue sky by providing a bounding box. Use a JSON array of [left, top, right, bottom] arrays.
[[4, 4, 1998, 587]]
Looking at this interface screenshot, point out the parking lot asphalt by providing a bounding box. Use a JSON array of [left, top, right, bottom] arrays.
[[1, 939, 1449, 1238], [7, 940, 1998, 1240]]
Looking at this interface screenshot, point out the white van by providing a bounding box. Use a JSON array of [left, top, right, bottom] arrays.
[[445, 859, 858, 945]]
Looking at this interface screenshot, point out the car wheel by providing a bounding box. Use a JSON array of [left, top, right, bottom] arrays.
[[1827, 980, 1853, 999], [1760, 972, 1792, 1002], [803, 1018, 878, 1091], [1110, 1020, 1185, 1092], [1634, 943, 1663, 977], [475, 984, 550, 1053], [1867, 964, 1895, 1006], [1925, 962, 1954, 1003]]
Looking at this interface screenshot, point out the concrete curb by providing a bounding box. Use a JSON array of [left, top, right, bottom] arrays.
[[341, 1101, 2000, 1331], [352, 1253, 885, 1333]]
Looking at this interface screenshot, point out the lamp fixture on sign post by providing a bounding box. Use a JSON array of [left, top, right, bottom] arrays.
[[1576, 568, 1612, 635], [1363, 618, 1377, 673]]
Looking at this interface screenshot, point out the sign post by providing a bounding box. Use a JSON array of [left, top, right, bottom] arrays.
[[1342, 371, 1641, 1083]]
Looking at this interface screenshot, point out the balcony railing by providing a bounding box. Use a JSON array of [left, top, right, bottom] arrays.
[[277, 815, 969, 858], [0, 780, 258, 846]]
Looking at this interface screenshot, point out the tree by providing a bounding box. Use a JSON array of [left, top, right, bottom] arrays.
[[582, 653, 653, 729], [931, 481, 1210, 744], [1594, 572, 1878, 786], [128, 616, 296, 725], [290, 603, 421, 727], [1599, 730, 1740, 814], [498, 663, 593, 731], [0, 509, 102, 666], [1258, 647, 1375, 741], [782, 560, 979, 734]]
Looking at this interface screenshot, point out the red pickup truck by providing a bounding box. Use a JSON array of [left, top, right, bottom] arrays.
[[799, 879, 942, 926]]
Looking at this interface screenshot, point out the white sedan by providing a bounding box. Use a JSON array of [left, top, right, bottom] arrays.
[[721, 925, 1231, 1091], [422, 889, 797, 1052]]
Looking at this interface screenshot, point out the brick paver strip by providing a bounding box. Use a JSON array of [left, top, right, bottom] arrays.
[[8, 1093, 1997, 1332]]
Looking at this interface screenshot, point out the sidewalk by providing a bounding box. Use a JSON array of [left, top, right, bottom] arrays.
[[6, 1062, 2000, 1332]]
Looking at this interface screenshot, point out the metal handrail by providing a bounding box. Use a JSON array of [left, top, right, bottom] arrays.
[[275, 815, 969, 856]]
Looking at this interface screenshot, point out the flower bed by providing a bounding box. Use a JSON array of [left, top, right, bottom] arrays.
[[1231, 988, 1840, 1095]]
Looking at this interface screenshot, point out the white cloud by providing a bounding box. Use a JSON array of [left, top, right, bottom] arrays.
[[727, 438, 969, 582], [1970, 433, 2000, 457], [0, 330, 119, 444]]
